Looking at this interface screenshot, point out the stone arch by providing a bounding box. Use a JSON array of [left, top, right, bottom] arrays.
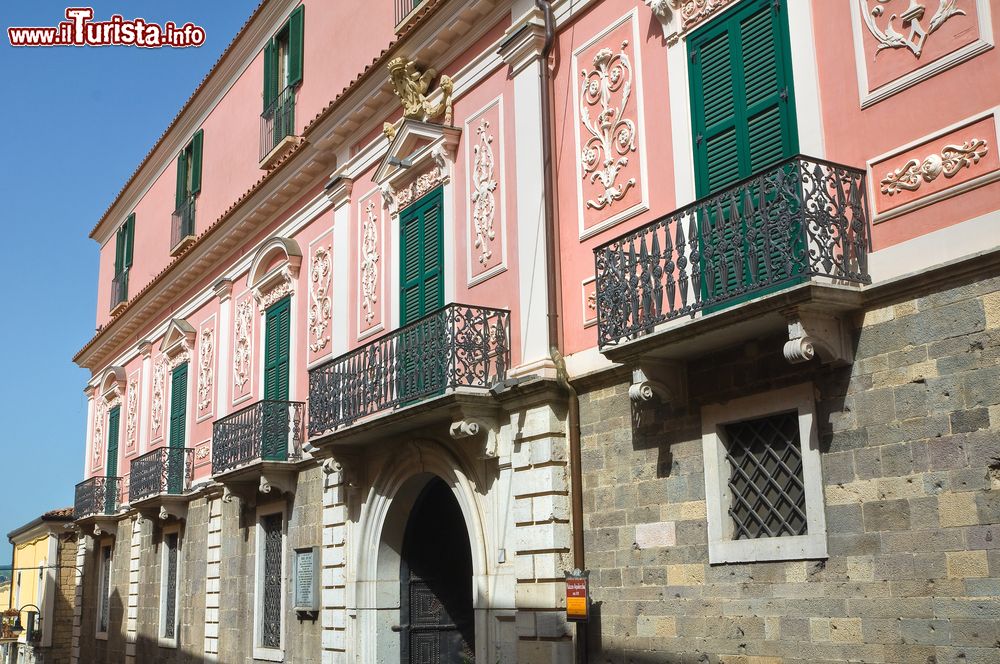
[[351, 438, 492, 663], [247, 236, 302, 296]]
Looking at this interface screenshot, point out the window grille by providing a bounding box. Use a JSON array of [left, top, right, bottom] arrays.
[[724, 411, 807, 540], [99, 546, 112, 633], [163, 534, 179, 639], [261, 513, 283, 649]]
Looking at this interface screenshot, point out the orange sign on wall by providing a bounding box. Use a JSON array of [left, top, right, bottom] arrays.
[[565, 569, 590, 622]]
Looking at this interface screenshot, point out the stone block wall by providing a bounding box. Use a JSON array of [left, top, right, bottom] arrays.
[[579, 276, 1000, 664]]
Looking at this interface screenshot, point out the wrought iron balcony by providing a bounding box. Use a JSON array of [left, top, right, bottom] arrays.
[[74, 476, 120, 519], [309, 303, 511, 437], [212, 400, 304, 476], [260, 85, 296, 164], [110, 269, 129, 311], [594, 156, 871, 349], [129, 447, 194, 503], [171, 195, 196, 255]]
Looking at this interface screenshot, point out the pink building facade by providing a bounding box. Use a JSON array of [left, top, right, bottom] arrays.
[[71, 0, 1000, 662]]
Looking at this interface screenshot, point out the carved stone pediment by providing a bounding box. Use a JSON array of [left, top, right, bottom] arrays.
[[160, 319, 196, 368], [375, 120, 461, 215], [248, 237, 303, 308], [99, 366, 127, 405]]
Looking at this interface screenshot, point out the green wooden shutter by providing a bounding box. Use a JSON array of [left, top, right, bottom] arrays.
[[169, 364, 188, 449], [263, 297, 291, 401], [124, 213, 135, 270], [175, 150, 188, 210], [263, 38, 277, 111], [106, 406, 121, 478], [398, 187, 445, 325], [114, 225, 125, 277], [288, 6, 304, 88], [688, 0, 799, 310], [689, 0, 796, 197], [190, 130, 204, 196]]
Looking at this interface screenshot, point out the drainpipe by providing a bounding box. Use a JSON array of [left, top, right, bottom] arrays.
[[532, 0, 588, 661]]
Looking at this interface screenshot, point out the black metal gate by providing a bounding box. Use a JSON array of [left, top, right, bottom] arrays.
[[400, 478, 475, 664]]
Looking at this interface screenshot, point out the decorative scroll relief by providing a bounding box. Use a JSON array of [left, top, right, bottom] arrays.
[[670, 0, 737, 30], [471, 118, 497, 267], [880, 138, 989, 194], [125, 381, 138, 449], [233, 297, 253, 392], [256, 270, 293, 310], [580, 42, 637, 211], [308, 246, 332, 352], [385, 162, 445, 213], [151, 357, 167, 438], [860, 0, 966, 59], [93, 401, 105, 467], [361, 201, 380, 325], [197, 328, 215, 412]]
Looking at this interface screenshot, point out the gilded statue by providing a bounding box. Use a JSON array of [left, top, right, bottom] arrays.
[[383, 56, 454, 139]]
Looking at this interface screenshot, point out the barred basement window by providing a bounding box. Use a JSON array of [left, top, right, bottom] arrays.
[[701, 383, 828, 564], [258, 512, 284, 654], [97, 544, 112, 636], [160, 532, 180, 644], [724, 411, 806, 540]]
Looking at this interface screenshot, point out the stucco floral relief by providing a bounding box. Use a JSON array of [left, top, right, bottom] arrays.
[[150, 357, 167, 439], [233, 296, 254, 397], [471, 118, 498, 267], [360, 198, 382, 335], [93, 401, 105, 468], [125, 378, 138, 449], [197, 326, 215, 414], [308, 244, 333, 354]]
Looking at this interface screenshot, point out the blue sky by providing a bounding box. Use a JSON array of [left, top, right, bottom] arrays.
[[0, 2, 256, 563]]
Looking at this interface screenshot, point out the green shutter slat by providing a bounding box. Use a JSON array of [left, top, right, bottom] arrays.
[[398, 188, 444, 325], [175, 151, 187, 209], [190, 130, 204, 196], [114, 226, 125, 276], [288, 6, 304, 88], [264, 38, 277, 111], [124, 213, 135, 269], [169, 364, 188, 448], [263, 297, 291, 401], [106, 406, 120, 478]]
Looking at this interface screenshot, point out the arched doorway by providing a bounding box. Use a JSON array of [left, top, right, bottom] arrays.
[[399, 476, 475, 663]]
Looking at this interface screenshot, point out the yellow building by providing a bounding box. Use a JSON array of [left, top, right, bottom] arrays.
[[5, 508, 75, 664]]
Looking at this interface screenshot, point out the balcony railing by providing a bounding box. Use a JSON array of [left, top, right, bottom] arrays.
[[171, 195, 196, 254], [594, 156, 871, 349], [309, 303, 511, 436], [260, 86, 296, 163], [212, 400, 304, 475], [74, 476, 120, 519], [129, 447, 194, 503], [110, 269, 129, 311]]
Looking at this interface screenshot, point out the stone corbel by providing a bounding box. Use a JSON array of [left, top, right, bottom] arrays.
[[628, 360, 687, 406], [644, 0, 679, 38], [782, 308, 853, 366], [158, 501, 188, 522], [450, 406, 502, 459], [93, 521, 118, 538], [326, 175, 354, 211], [259, 468, 297, 496]]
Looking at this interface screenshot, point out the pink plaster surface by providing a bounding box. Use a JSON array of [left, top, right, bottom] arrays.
[[858, 0, 981, 92], [872, 114, 998, 215], [814, 1, 1000, 250]]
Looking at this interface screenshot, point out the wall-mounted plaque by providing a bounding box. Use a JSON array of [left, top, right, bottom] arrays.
[[294, 546, 320, 613]]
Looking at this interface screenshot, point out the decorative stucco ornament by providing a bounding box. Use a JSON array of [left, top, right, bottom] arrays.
[[126, 381, 138, 449], [308, 246, 332, 352], [361, 201, 380, 324], [197, 329, 214, 412], [471, 118, 497, 266], [880, 138, 988, 195], [384, 57, 454, 139], [93, 401, 105, 467], [861, 0, 966, 59], [233, 298, 253, 390], [151, 358, 167, 435], [670, 0, 736, 29], [580, 42, 637, 211]]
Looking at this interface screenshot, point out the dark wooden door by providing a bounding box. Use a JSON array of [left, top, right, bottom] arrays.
[[400, 478, 474, 664]]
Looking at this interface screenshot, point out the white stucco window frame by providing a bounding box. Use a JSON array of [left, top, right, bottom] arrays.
[[253, 502, 288, 662], [657, 0, 826, 210], [158, 525, 182, 649], [95, 541, 113, 640], [701, 382, 827, 564], [249, 237, 303, 403]]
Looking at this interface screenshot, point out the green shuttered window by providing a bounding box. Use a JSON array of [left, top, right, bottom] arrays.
[[687, 0, 799, 309], [688, 0, 797, 197], [169, 364, 188, 449], [399, 187, 445, 325], [114, 214, 134, 277], [106, 406, 121, 478], [175, 130, 204, 209], [263, 5, 304, 110], [264, 297, 291, 402]]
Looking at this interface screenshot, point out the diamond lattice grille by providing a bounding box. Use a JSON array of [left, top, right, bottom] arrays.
[[724, 411, 807, 540], [261, 513, 283, 649]]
